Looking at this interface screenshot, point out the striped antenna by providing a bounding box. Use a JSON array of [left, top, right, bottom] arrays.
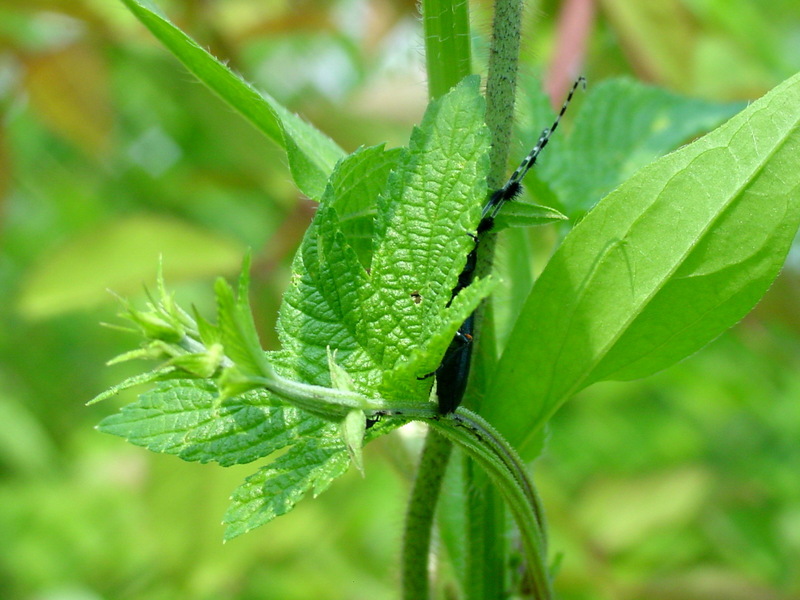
[[483, 75, 586, 221]]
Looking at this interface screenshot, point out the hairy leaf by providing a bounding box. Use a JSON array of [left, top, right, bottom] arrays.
[[119, 0, 344, 199], [278, 76, 492, 401], [534, 77, 743, 217], [223, 438, 350, 540], [98, 380, 334, 467], [99, 76, 495, 538]]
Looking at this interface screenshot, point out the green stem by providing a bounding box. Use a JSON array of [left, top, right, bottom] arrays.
[[429, 409, 551, 599], [402, 430, 454, 600], [421, 0, 473, 99], [402, 3, 473, 599], [484, 0, 525, 188], [361, 403, 553, 599], [466, 1, 526, 597]]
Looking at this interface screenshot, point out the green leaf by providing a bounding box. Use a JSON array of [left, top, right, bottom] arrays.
[[340, 409, 367, 475], [89, 367, 180, 405], [277, 75, 492, 403], [220, 78, 492, 535], [363, 75, 490, 376], [214, 259, 272, 381], [485, 71, 800, 460], [323, 144, 404, 268], [98, 76, 494, 536], [223, 438, 350, 540], [382, 275, 496, 398], [534, 77, 744, 217], [491, 201, 567, 231], [119, 0, 344, 199], [97, 379, 336, 467], [18, 215, 245, 319]]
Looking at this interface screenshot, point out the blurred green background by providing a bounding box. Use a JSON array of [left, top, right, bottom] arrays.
[[1, 1, 799, 598]]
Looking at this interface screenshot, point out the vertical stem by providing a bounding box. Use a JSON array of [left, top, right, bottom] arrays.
[[402, 430, 454, 600], [464, 461, 506, 600], [422, 0, 473, 99], [467, 2, 526, 598], [485, 0, 525, 188], [402, 3, 474, 600]]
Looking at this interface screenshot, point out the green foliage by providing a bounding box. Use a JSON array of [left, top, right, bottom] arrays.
[[95, 1, 800, 569], [97, 76, 500, 539], [275, 76, 493, 402], [537, 78, 746, 218], [18, 216, 246, 319], [118, 0, 344, 200], [485, 71, 800, 459], [5, 0, 799, 597]]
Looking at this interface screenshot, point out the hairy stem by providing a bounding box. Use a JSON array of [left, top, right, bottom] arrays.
[[404, 3, 473, 599], [402, 431, 454, 600], [465, 1, 526, 597], [485, 0, 525, 189]]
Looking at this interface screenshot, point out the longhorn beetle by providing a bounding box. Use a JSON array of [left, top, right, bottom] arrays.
[[432, 76, 586, 415]]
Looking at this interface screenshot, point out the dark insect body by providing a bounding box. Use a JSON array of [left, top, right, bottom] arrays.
[[433, 77, 586, 415]]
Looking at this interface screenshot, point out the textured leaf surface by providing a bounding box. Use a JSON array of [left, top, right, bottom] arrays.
[[119, 0, 344, 199], [223, 438, 350, 540], [277, 76, 492, 401], [98, 380, 333, 467], [225, 78, 490, 536], [99, 77, 494, 538], [519, 77, 742, 217], [323, 144, 404, 268], [485, 71, 800, 459]]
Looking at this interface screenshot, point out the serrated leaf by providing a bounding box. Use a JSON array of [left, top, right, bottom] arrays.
[[535, 78, 744, 217], [223, 438, 350, 540], [98, 76, 496, 537], [98, 379, 335, 466], [214, 260, 271, 379], [88, 367, 180, 405], [119, 0, 344, 200], [363, 75, 491, 374], [278, 76, 492, 403], [382, 275, 496, 397], [323, 144, 405, 268], [486, 71, 800, 460]]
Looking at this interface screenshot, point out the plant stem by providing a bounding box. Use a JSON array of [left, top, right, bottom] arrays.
[[429, 409, 552, 599], [422, 0, 473, 99], [402, 3, 473, 600], [402, 430, 454, 600], [485, 0, 525, 188], [462, 1, 527, 598]]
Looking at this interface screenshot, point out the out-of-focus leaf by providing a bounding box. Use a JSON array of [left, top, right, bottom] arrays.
[[599, 0, 697, 90], [576, 468, 710, 552], [23, 43, 112, 156], [18, 214, 245, 319], [119, 0, 344, 200], [536, 78, 744, 217]]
